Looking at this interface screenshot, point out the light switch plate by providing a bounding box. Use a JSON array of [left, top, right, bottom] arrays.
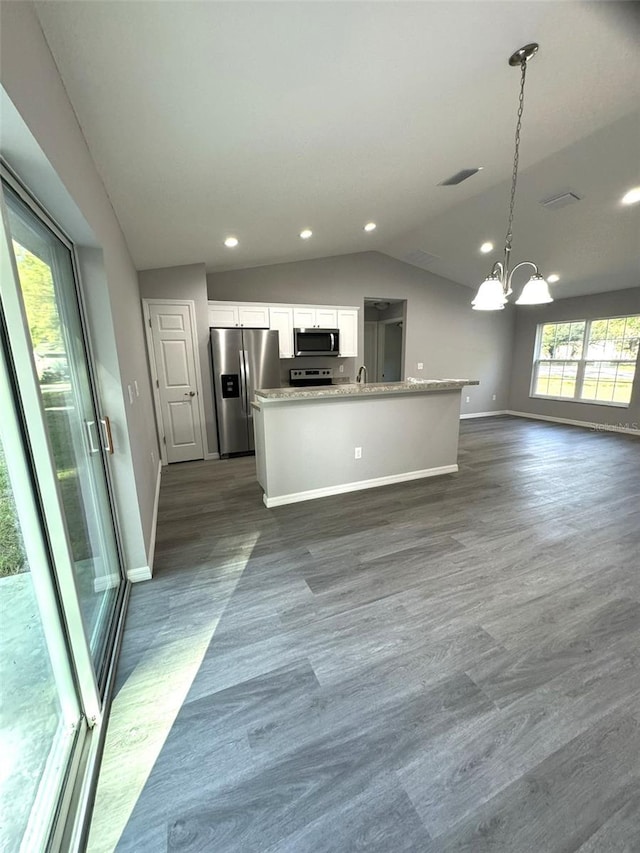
[[417, 362, 423, 370], [134, 380, 140, 396], [127, 384, 134, 404]]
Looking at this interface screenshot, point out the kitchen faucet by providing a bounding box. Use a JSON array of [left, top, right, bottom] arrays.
[[356, 365, 368, 384]]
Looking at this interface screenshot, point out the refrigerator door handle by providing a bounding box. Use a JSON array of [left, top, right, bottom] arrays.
[[244, 350, 252, 417], [238, 350, 247, 414]]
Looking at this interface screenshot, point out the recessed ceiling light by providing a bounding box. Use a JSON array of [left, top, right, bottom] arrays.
[[547, 273, 560, 283], [364, 222, 377, 232], [621, 187, 640, 205], [299, 229, 313, 239], [224, 236, 239, 248], [480, 242, 494, 253]]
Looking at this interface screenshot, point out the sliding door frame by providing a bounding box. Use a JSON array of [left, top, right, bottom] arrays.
[[0, 314, 87, 852], [1, 163, 128, 689], [0, 164, 132, 850]]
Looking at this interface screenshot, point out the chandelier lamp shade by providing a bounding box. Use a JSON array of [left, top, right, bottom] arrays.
[[472, 44, 553, 311]]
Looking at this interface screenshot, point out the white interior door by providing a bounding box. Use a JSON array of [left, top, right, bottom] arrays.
[[148, 303, 204, 463]]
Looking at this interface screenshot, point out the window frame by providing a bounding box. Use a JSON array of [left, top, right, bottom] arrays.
[[530, 314, 639, 408]]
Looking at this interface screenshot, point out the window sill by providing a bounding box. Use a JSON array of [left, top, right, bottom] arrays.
[[530, 394, 631, 409]]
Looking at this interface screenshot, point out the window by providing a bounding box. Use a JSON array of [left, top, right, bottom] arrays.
[[532, 315, 639, 406]]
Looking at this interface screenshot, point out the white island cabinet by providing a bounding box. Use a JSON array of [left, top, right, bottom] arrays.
[[252, 379, 479, 507]]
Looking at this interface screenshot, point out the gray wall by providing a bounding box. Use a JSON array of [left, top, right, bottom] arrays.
[[509, 287, 640, 429], [209, 251, 514, 414], [138, 264, 217, 455], [1, 2, 158, 568]]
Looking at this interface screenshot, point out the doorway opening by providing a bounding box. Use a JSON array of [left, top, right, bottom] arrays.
[[363, 299, 406, 382]]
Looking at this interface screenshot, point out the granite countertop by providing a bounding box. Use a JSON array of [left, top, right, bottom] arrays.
[[254, 379, 479, 403]]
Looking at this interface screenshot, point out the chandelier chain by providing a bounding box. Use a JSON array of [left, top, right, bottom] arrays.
[[504, 59, 527, 254]]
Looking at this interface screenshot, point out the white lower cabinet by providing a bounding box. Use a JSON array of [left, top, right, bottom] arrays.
[[269, 306, 294, 358]]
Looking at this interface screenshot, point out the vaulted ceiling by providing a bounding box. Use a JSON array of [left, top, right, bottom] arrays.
[[34, 1, 640, 299]]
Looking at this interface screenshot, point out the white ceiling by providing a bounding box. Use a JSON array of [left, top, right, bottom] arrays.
[[34, 1, 640, 298]]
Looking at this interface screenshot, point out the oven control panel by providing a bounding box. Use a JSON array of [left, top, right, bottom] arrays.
[[290, 368, 334, 386]]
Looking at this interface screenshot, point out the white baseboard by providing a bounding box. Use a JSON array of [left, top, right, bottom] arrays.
[[263, 464, 459, 508], [127, 565, 152, 583], [145, 460, 162, 576], [460, 410, 508, 420], [93, 574, 121, 593], [507, 410, 640, 436], [204, 451, 220, 460]]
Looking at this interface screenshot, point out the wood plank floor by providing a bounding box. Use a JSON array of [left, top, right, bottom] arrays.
[[89, 417, 640, 853]]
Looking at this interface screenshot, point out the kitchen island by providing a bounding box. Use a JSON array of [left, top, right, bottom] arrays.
[[252, 379, 478, 507]]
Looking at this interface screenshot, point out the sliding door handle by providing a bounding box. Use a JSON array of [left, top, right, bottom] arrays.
[[99, 416, 114, 455], [84, 419, 100, 454]]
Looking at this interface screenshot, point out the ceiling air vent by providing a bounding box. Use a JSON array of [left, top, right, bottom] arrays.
[[403, 249, 439, 268], [438, 168, 482, 186], [540, 191, 583, 211]]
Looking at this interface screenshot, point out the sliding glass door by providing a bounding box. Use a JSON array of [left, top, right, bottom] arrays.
[[2, 182, 123, 678], [0, 347, 86, 851], [0, 172, 126, 849]]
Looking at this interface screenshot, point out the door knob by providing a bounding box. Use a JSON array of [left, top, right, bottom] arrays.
[[185, 391, 196, 397]]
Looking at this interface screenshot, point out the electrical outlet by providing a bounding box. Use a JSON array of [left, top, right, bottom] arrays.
[[134, 380, 140, 397], [465, 396, 470, 403], [127, 384, 134, 404], [355, 447, 362, 459], [417, 362, 424, 370], [492, 394, 496, 401], [339, 364, 344, 373]]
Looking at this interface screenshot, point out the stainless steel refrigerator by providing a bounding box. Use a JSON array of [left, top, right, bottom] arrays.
[[210, 327, 281, 456]]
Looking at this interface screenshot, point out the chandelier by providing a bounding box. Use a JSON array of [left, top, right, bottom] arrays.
[[472, 44, 553, 311]]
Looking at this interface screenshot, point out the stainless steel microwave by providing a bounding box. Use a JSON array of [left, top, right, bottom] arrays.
[[293, 328, 340, 357]]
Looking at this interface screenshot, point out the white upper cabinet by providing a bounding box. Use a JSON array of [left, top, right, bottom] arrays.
[[208, 302, 269, 328], [337, 309, 358, 357], [238, 305, 269, 328], [208, 303, 238, 327], [292, 307, 316, 328], [269, 306, 294, 358], [209, 301, 358, 357], [293, 307, 338, 328], [315, 308, 338, 328]]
